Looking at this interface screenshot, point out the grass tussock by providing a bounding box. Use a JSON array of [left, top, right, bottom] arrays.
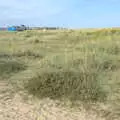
[[25, 69, 106, 101], [25, 53, 112, 102], [0, 59, 26, 78], [13, 50, 44, 58]]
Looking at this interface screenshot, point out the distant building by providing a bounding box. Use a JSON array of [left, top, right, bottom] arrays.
[[8, 26, 17, 31], [8, 25, 27, 31]]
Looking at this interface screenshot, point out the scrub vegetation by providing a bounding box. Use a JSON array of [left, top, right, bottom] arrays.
[[0, 28, 120, 119]]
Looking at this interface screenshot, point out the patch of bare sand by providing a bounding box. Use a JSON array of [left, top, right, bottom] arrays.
[[0, 81, 111, 120]]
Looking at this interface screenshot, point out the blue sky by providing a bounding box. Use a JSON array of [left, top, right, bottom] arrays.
[[0, 0, 120, 28]]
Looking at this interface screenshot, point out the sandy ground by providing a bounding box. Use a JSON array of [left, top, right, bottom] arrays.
[[0, 80, 113, 120]]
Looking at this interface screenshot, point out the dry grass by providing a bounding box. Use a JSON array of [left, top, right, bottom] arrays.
[[0, 29, 120, 119]]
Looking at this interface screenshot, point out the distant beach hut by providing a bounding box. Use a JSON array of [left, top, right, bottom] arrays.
[[8, 25, 27, 31], [8, 26, 17, 31]]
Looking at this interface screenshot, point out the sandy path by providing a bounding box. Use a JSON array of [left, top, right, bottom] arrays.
[[0, 81, 36, 120], [0, 80, 106, 120]]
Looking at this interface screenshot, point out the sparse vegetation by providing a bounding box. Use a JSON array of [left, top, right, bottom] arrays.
[[0, 29, 120, 119]]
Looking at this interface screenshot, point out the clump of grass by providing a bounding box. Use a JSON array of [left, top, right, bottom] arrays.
[[97, 42, 120, 55], [13, 50, 43, 59], [107, 45, 120, 55], [34, 39, 40, 43], [0, 53, 12, 58], [0, 59, 26, 78], [25, 53, 109, 102], [25, 69, 105, 101], [25, 34, 31, 38]]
